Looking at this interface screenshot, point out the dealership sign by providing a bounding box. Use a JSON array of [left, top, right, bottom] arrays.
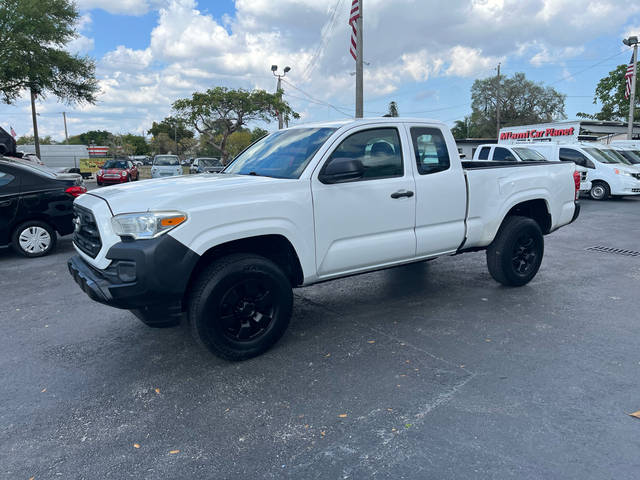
[[498, 122, 581, 144]]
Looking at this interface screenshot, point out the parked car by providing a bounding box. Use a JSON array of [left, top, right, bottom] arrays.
[[151, 155, 182, 178], [190, 157, 223, 174], [0, 158, 86, 257], [96, 159, 139, 186], [68, 118, 580, 360], [474, 143, 592, 193]]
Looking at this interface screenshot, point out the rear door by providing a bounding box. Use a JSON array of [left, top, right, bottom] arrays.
[[311, 125, 416, 277], [406, 125, 467, 257], [0, 165, 21, 246]]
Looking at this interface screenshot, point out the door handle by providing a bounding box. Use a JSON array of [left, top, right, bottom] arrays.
[[390, 190, 414, 199]]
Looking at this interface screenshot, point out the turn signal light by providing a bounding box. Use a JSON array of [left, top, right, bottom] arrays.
[[160, 215, 186, 227], [65, 186, 87, 198]]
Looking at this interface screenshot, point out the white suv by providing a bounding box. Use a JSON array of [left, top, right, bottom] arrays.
[[151, 155, 182, 178]]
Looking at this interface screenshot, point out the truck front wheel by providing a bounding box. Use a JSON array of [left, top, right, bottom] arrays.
[[188, 254, 293, 360], [486, 216, 544, 287]]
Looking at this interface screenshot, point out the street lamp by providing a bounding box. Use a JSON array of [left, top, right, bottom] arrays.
[[623, 35, 638, 140], [272, 65, 291, 129]]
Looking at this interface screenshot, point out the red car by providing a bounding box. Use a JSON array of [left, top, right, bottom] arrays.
[[96, 159, 139, 185]]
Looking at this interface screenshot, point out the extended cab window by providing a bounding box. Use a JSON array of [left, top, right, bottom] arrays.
[[493, 147, 517, 161], [410, 127, 450, 175], [326, 128, 403, 180], [478, 147, 490, 160]]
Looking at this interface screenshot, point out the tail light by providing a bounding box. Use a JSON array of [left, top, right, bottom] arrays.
[[573, 170, 580, 200], [66, 185, 87, 198]]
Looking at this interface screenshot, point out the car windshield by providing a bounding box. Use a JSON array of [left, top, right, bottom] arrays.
[[154, 155, 179, 166], [619, 150, 640, 164], [584, 148, 619, 164], [103, 160, 128, 169], [199, 158, 221, 167], [224, 128, 337, 178], [601, 148, 632, 165], [513, 147, 546, 161]]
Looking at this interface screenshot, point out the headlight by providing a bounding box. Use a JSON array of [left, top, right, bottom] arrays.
[[111, 211, 188, 240], [614, 169, 632, 177], [121, 171, 127, 177]]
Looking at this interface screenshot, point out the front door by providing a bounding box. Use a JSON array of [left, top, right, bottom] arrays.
[[312, 126, 416, 278], [0, 165, 21, 246]]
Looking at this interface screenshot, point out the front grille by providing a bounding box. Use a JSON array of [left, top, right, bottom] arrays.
[[73, 205, 102, 258], [632, 188, 640, 193]]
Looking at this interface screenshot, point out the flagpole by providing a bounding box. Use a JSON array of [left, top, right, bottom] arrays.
[[628, 42, 637, 140], [355, 0, 363, 118]]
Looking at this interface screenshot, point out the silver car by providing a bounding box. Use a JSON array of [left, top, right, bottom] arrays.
[[151, 155, 182, 178], [189, 157, 224, 174]]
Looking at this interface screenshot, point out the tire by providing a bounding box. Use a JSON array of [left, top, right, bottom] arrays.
[[188, 253, 293, 361], [589, 181, 610, 201], [130, 307, 181, 328], [97, 180, 103, 186], [11, 221, 57, 258], [486, 216, 544, 287]]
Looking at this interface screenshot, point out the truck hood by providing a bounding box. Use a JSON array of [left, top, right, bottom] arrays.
[[88, 173, 289, 214]]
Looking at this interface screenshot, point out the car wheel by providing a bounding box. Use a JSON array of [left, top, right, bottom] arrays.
[[589, 181, 610, 201], [486, 216, 544, 287], [97, 180, 103, 186], [188, 253, 293, 361], [12, 221, 57, 258]]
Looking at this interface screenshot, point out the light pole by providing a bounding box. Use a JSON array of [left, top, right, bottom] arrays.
[[623, 35, 638, 140], [272, 65, 290, 129]]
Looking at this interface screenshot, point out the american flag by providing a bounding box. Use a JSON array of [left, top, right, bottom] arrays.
[[625, 53, 635, 100], [10, 126, 16, 138], [349, 0, 360, 61]]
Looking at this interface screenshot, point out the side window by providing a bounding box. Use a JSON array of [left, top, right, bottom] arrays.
[[410, 127, 450, 175], [559, 148, 588, 167], [326, 128, 403, 180], [0, 171, 16, 189], [478, 147, 490, 160], [493, 147, 517, 161]]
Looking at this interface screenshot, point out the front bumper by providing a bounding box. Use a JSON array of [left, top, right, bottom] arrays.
[[68, 234, 199, 310], [97, 175, 127, 184]]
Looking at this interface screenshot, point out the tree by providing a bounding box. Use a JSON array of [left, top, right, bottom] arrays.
[[451, 116, 476, 139], [68, 130, 113, 146], [173, 87, 298, 164], [121, 134, 150, 156], [16, 135, 56, 145], [470, 72, 566, 138], [150, 133, 176, 155], [148, 116, 194, 144], [0, 0, 99, 158], [577, 63, 639, 122], [251, 127, 269, 143], [385, 101, 399, 117]]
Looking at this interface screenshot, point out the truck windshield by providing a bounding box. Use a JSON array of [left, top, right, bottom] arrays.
[[584, 148, 619, 164], [154, 156, 179, 166], [224, 128, 336, 179], [513, 148, 546, 161]]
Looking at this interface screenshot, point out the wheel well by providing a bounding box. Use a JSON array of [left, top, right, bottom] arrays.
[[11, 217, 56, 237], [186, 235, 304, 292], [504, 199, 551, 234]]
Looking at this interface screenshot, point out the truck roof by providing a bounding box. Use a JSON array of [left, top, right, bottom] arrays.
[[287, 117, 447, 130]]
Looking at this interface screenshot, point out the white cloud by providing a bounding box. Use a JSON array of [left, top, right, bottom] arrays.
[[75, 0, 153, 15]]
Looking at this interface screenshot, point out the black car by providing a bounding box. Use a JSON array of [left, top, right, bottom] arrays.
[[0, 158, 86, 258]]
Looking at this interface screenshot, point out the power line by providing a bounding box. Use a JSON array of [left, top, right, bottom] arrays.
[[547, 49, 630, 86], [282, 79, 353, 117], [302, 0, 345, 81]]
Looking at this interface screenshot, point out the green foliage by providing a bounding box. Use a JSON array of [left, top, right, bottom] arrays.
[[470, 72, 566, 138], [577, 63, 639, 122], [173, 87, 298, 163], [451, 116, 476, 139], [0, 0, 99, 104], [16, 135, 56, 145], [251, 127, 269, 142], [68, 130, 113, 146], [120, 134, 150, 156], [147, 116, 194, 144]]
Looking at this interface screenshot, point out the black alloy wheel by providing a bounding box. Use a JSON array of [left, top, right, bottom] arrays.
[[218, 278, 275, 342], [511, 233, 538, 276]]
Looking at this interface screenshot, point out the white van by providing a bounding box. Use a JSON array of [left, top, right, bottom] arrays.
[[151, 154, 182, 178], [473, 143, 592, 193], [612, 145, 640, 167], [524, 143, 640, 200]]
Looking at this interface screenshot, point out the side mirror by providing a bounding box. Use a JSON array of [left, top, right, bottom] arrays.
[[319, 157, 365, 184]]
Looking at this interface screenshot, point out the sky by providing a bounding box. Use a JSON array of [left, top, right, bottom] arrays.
[[2, 0, 640, 142]]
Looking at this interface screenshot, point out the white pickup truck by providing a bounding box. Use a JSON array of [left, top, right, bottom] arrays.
[[68, 118, 580, 360]]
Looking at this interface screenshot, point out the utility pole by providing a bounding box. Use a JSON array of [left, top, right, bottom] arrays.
[[355, 0, 363, 118], [62, 112, 69, 144], [496, 62, 501, 140], [623, 36, 638, 140], [272, 65, 291, 129], [30, 88, 41, 159]]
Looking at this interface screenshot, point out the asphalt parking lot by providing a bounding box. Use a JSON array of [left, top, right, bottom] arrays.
[[2, 197, 640, 479]]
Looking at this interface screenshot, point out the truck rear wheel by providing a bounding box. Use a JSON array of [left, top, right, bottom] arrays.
[[188, 253, 293, 361], [486, 216, 544, 287]]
